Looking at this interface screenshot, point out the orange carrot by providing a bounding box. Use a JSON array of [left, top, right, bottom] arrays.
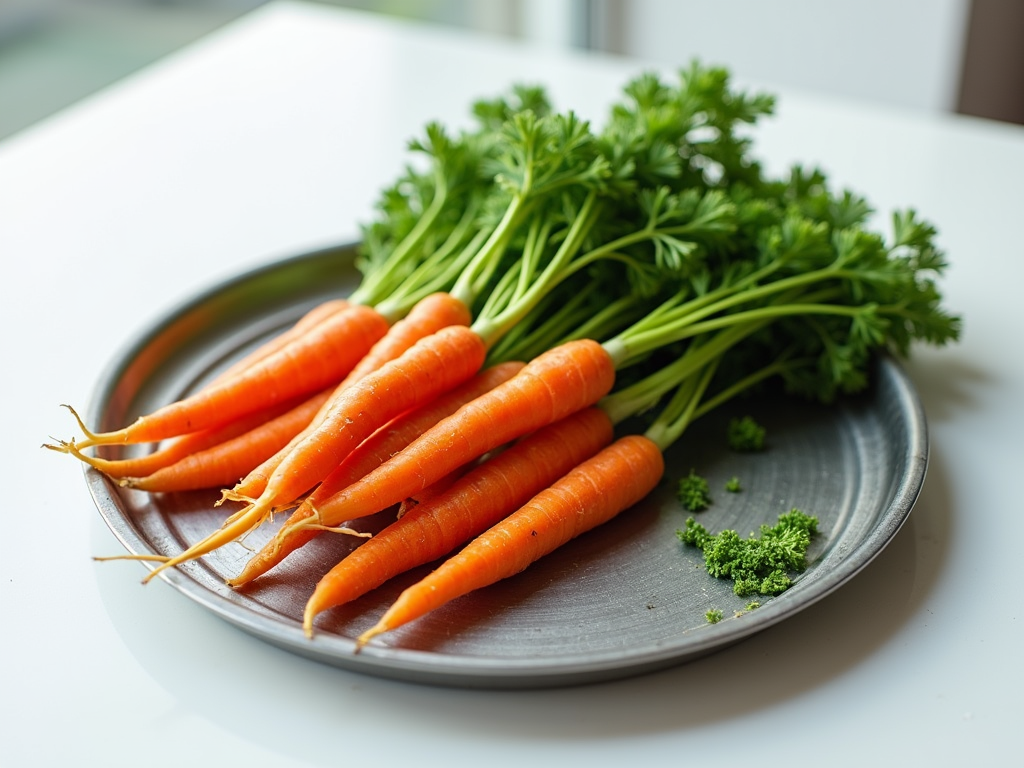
[[356, 434, 664, 647], [42, 395, 305, 479], [340, 292, 471, 388], [47, 300, 351, 475], [141, 324, 489, 584], [73, 304, 389, 447], [302, 407, 615, 636], [211, 299, 350, 386], [119, 387, 334, 493], [229, 361, 525, 586], [278, 338, 616, 541], [226, 292, 472, 503]]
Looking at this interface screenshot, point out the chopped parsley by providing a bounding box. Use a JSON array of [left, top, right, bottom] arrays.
[[677, 469, 712, 511], [727, 416, 766, 453], [677, 508, 819, 596]]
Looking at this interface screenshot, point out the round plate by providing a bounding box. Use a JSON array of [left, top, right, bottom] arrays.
[[85, 243, 928, 689]]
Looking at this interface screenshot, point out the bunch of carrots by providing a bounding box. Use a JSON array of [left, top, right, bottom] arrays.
[[49, 63, 960, 649]]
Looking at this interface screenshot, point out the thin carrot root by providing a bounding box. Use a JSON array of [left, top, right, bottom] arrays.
[[216, 489, 256, 506], [140, 500, 271, 585], [59, 404, 112, 449], [41, 438, 94, 464], [93, 554, 171, 563], [355, 625, 384, 649], [221, 501, 260, 527]]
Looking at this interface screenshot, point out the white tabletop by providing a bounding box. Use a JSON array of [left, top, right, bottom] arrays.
[[2, 2, 1022, 766]]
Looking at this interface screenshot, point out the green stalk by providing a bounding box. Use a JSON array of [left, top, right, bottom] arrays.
[[476, 256, 525, 323], [371, 200, 486, 319], [643, 359, 720, 450], [604, 260, 851, 363], [470, 190, 602, 347], [600, 320, 764, 423], [350, 167, 450, 309], [487, 281, 598, 364], [449, 192, 532, 308]]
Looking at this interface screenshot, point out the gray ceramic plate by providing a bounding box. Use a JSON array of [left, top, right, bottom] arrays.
[[85, 244, 928, 689]]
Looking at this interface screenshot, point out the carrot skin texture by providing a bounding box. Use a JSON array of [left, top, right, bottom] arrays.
[[359, 434, 664, 645], [229, 361, 525, 586], [121, 388, 333, 492], [340, 293, 471, 388], [211, 299, 350, 386], [84, 304, 389, 446], [229, 293, 472, 502], [302, 407, 615, 632], [286, 339, 617, 534]]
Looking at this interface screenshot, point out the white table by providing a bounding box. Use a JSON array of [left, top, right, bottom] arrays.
[[2, 3, 1021, 766]]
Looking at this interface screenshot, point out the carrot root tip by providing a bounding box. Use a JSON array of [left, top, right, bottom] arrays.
[[43, 437, 101, 469], [61, 403, 124, 448], [61, 403, 93, 436], [354, 624, 385, 651], [93, 554, 171, 563]]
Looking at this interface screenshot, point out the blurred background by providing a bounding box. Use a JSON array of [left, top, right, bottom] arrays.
[[2, 0, 1022, 142]]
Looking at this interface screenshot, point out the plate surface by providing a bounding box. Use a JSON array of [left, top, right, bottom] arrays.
[[85, 244, 928, 689]]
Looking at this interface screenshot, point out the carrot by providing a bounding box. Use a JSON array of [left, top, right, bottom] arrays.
[[42, 395, 305, 479], [229, 361, 524, 586], [356, 434, 664, 647], [73, 304, 389, 447], [211, 299, 350, 386], [302, 407, 615, 636], [47, 300, 352, 474], [119, 387, 334, 493], [225, 292, 472, 503], [341, 292, 471, 388], [277, 338, 617, 541], [140, 324, 489, 584]]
